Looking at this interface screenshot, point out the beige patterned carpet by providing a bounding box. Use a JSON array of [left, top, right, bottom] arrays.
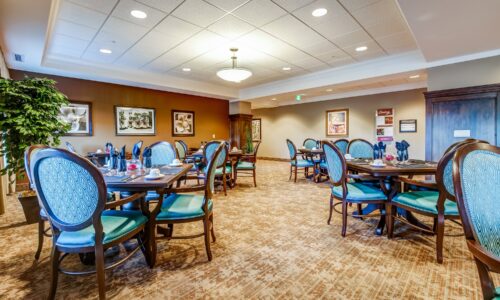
[[0, 160, 497, 299]]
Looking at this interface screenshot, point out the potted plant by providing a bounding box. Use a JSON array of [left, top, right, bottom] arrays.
[[245, 125, 254, 154], [0, 76, 69, 223]]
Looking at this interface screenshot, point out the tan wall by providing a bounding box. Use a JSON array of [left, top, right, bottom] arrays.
[[10, 69, 230, 154], [428, 55, 500, 91], [252, 89, 427, 160]]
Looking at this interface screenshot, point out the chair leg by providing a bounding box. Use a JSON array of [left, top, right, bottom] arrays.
[[35, 219, 45, 260], [140, 227, 153, 268], [341, 201, 348, 237], [436, 213, 445, 264], [48, 246, 60, 300], [294, 166, 298, 182], [95, 244, 106, 300], [386, 203, 394, 239], [253, 169, 257, 187], [327, 194, 334, 225], [150, 222, 157, 268], [210, 214, 216, 242], [222, 174, 227, 196], [167, 223, 174, 238], [357, 204, 363, 220], [289, 165, 292, 180], [203, 218, 213, 261]]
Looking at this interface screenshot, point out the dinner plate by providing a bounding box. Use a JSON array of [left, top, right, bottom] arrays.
[[369, 163, 386, 167], [144, 174, 165, 180], [169, 163, 183, 167]]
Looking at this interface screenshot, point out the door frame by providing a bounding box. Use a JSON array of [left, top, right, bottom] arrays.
[[424, 83, 500, 161]]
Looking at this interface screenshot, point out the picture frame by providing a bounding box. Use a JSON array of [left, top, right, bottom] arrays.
[[172, 110, 195, 137], [114, 106, 156, 136], [326, 109, 349, 136], [59, 101, 93, 136], [400, 119, 417, 133], [252, 118, 261, 141]]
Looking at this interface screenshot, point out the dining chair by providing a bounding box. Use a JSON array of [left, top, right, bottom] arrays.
[[174, 140, 188, 162], [317, 139, 350, 182], [322, 140, 387, 236], [347, 139, 373, 159], [235, 141, 261, 187], [203, 141, 231, 196], [334, 139, 349, 155], [387, 139, 489, 263], [24, 144, 49, 260], [151, 142, 225, 265], [149, 141, 177, 166], [287, 139, 315, 182], [303, 138, 318, 150], [453, 143, 500, 300], [31, 148, 151, 299]]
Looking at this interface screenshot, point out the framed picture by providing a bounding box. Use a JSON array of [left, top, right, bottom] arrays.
[[252, 118, 261, 141], [400, 119, 417, 133], [172, 110, 195, 137], [326, 109, 349, 136], [114, 106, 156, 136], [59, 101, 92, 136]]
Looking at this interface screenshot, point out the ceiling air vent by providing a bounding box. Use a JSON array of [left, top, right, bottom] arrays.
[[14, 53, 24, 62]]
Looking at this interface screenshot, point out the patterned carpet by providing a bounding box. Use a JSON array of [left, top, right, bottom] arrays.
[[0, 160, 496, 299]]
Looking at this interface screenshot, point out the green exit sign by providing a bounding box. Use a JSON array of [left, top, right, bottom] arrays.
[[295, 94, 302, 101]]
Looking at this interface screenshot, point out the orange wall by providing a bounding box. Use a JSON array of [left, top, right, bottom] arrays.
[[10, 69, 230, 154]]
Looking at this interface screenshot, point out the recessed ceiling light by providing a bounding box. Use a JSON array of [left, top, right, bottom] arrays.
[[409, 74, 420, 79], [99, 48, 112, 54], [130, 10, 147, 19], [312, 8, 328, 17], [326, 88, 333, 92], [355, 46, 368, 52], [271, 97, 277, 101], [182, 67, 191, 72], [282, 66, 291, 71]]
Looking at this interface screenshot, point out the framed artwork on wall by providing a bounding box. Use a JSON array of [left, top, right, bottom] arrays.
[[59, 101, 93, 136], [252, 118, 261, 141], [114, 106, 156, 136], [400, 119, 417, 133], [326, 109, 349, 136], [172, 110, 195, 136]]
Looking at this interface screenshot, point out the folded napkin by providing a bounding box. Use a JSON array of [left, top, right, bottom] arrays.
[[132, 141, 142, 160]]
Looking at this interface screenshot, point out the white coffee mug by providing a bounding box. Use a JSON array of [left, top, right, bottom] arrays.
[[172, 159, 181, 165], [373, 159, 383, 165], [344, 154, 352, 160], [150, 168, 161, 176], [312, 147, 318, 150], [232, 147, 238, 151]]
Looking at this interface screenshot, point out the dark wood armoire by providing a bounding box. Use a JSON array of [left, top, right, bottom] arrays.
[[229, 114, 252, 151]]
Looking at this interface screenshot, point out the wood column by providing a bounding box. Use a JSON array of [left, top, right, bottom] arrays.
[[229, 114, 253, 152], [0, 47, 10, 214]]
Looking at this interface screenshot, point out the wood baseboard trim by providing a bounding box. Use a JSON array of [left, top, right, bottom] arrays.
[[257, 157, 289, 162]]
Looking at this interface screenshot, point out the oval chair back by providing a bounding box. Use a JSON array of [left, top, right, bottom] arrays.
[[252, 141, 262, 162], [149, 141, 177, 166], [204, 142, 226, 200], [286, 139, 298, 161], [347, 139, 373, 159], [65, 141, 77, 153], [24, 144, 49, 189], [321, 140, 347, 188], [174, 140, 188, 161], [31, 148, 107, 233], [204, 141, 228, 169], [333, 139, 349, 155], [443, 138, 488, 156], [303, 138, 318, 150]]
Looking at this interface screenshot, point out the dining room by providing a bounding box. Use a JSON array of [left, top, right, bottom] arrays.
[[0, 0, 500, 299]]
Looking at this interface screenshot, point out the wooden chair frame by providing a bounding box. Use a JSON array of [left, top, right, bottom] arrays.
[[453, 143, 500, 300], [317, 139, 350, 182], [235, 141, 261, 187], [203, 140, 230, 195]]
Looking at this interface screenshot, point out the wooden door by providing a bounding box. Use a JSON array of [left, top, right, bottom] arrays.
[[425, 84, 500, 161]]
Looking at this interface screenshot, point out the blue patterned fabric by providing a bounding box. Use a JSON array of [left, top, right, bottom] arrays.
[[156, 194, 213, 220], [324, 144, 343, 182], [459, 150, 500, 258], [334, 140, 348, 155], [332, 182, 387, 201], [319, 161, 328, 169], [175, 141, 186, 160], [348, 141, 373, 159], [303, 139, 317, 150], [291, 160, 315, 168], [205, 142, 227, 167], [151, 143, 176, 166], [442, 159, 455, 196], [56, 210, 147, 248], [286, 140, 296, 159], [37, 157, 98, 225], [393, 191, 459, 215]]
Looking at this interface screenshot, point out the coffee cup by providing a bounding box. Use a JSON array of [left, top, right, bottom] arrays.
[[172, 159, 181, 165], [373, 159, 384, 166], [150, 168, 161, 177], [96, 148, 103, 154], [344, 154, 352, 160], [232, 147, 238, 151], [312, 147, 317, 150]]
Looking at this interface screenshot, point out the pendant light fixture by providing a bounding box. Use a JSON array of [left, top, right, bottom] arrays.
[[216, 48, 252, 83]]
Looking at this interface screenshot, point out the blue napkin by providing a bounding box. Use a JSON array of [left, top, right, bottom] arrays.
[[132, 140, 142, 160], [143, 146, 152, 168]]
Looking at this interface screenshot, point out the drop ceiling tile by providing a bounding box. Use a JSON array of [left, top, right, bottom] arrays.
[[111, 0, 167, 28], [66, 0, 118, 14], [208, 14, 254, 39], [98, 17, 149, 44], [338, 0, 381, 11], [50, 34, 89, 53], [172, 0, 226, 27], [204, 0, 250, 12], [154, 16, 202, 37], [58, 1, 107, 29], [349, 0, 401, 27], [271, 0, 315, 12], [364, 16, 408, 39], [82, 42, 124, 63], [233, 0, 287, 27], [53, 19, 96, 41], [331, 29, 372, 48], [135, 0, 184, 13], [377, 31, 417, 54], [49, 44, 85, 58], [292, 55, 326, 71]]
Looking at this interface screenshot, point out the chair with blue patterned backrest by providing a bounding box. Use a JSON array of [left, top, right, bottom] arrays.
[[386, 139, 488, 263], [151, 142, 225, 265], [31, 148, 151, 299], [174, 140, 188, 161], [317, 139, 350, 182], [235, 141, 261, 187], [149, 141, 177, 166], [322, 140, 387, 237], [303, 138, 318, 150], [347, 139, 373, 159], [203, 141, 231, 196], [287, 139, 315, 182], [334, 139, 349, 155], [453, 143, 500, 300]]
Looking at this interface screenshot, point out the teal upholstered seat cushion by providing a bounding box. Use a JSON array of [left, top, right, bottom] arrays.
[[494, 287, 500, 299], [156, 194, 212, 221], [203, 165, 231, 175], [236, 161, 255, 170], [392, 191, 459, 216], [332, 182, 387, 201], [56, 210, 147, 248], [291, 160, 315, 168]]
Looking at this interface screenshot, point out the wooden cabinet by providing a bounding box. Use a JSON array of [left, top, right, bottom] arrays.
[[425, 84, 500, 161], [229, 114, 252, 152]]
